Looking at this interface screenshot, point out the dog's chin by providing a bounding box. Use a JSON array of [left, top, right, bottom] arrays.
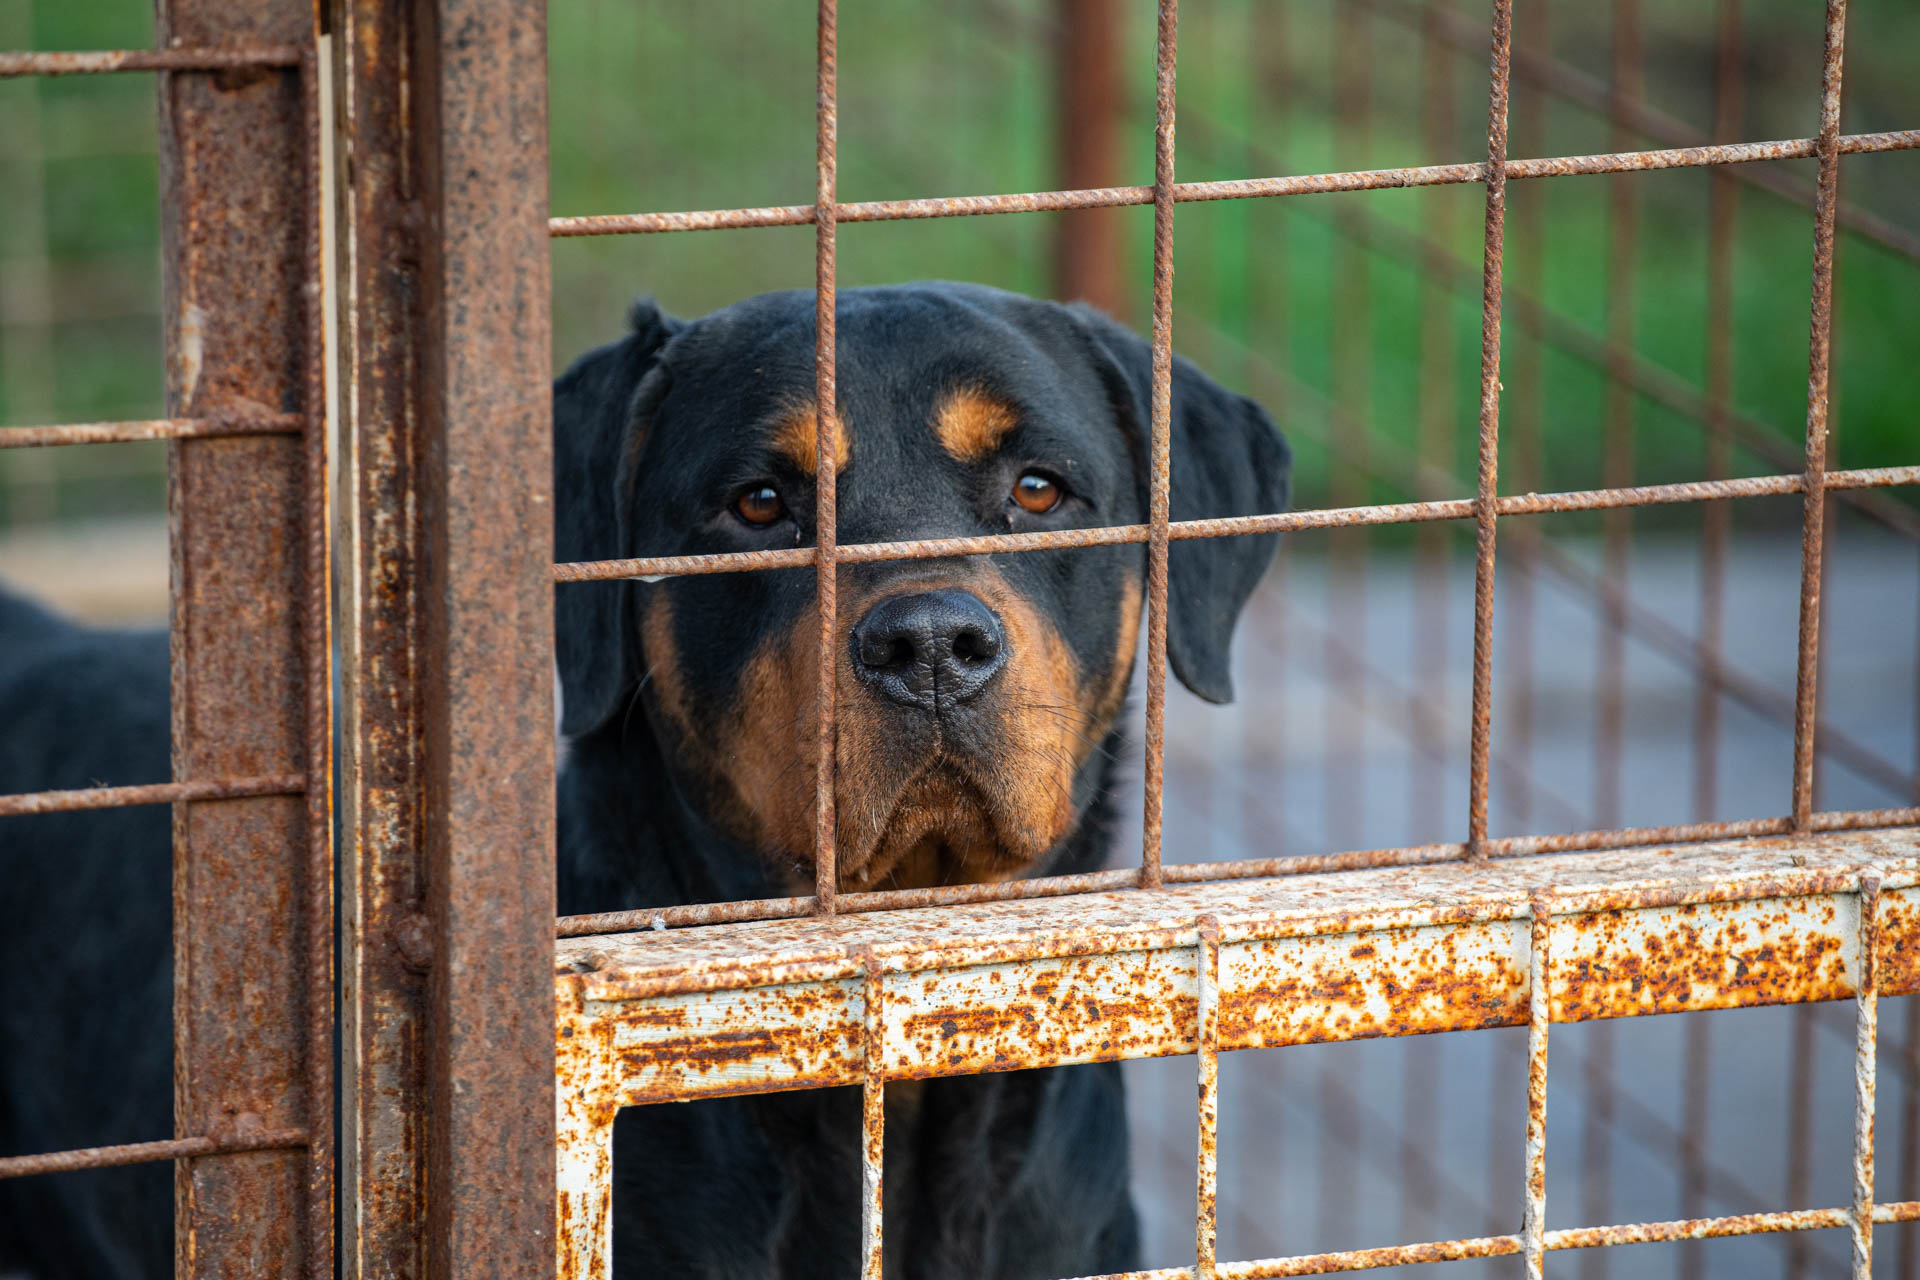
[[836, 763, 1060, 894]]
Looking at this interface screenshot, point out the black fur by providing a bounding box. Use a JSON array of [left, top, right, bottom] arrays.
[[0, 594, 172, 1278]]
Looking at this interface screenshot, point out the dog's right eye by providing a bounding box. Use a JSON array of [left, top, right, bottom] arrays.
[[733, 485, 787, 528]]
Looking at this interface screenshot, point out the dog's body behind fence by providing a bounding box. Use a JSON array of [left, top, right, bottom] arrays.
[[0, 592, 172, 1278]]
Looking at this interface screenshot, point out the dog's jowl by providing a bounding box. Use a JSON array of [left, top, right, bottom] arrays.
[[555, 282, 1290, 1278]]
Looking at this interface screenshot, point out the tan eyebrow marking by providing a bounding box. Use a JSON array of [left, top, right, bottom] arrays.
[[933, 388, 1020, 463], [770, 404, 852, 475]]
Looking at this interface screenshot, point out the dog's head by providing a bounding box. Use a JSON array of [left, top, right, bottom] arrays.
[[555, 282, 1289, 892]]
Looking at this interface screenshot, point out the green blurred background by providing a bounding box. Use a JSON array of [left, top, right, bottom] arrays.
[[0, 0, 1915, 544]]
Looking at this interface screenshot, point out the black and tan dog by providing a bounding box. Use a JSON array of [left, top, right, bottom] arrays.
[[0, 281, 1286, 1279], [554, 281, 1289, 1277]]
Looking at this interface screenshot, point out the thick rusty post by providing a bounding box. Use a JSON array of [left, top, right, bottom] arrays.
[[328, 1, 556, 1276], [327, 2, 426, 1274], [156, 1, 330, 1275], [1053, 0, 1125, 317], [415, 0, 558, 1275]]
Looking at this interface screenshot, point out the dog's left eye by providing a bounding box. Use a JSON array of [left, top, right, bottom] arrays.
[[1011, 471, 1062, 514], [733, 485, 787, 527]]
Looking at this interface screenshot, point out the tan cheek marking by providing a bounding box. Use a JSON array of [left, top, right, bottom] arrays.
[[771, 405, 852, 476], [720, 581, 894, 882], [932, 389, 1020, 463], [1094, 573, 1143, 733], [640, 594, 693, 743], [974, 565, 1084, 853], [722, 614, 818, 862]]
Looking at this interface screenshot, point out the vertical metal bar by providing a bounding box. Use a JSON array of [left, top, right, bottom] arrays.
[[1900, 996, 1919, 1279], [814, 0, 841, 912], [1196, 917, 1222, 1280], [1790, 0, 1849, 830], [297, 47, 337, 1280], [1053, 0, 1124, 317], [413, 0, 557, 1274], [1465, 0, 1514, 861], [325, 2, 428, 1273], [1524, 892, 1553, 1280], [156, 1, 325, 1272], [1853, 875, 1881, 1278], [861, 949, 884, 1280], [1139, 0, 1179, 889]]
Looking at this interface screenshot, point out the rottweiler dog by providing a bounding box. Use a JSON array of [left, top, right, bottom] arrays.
[[554, 281, 1290, 1277], [0, 281, 1287, 1280]]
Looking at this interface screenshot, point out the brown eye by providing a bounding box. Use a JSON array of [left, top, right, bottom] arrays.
[[1011, 471, 1062, 514], [734, 485, 786, 527]]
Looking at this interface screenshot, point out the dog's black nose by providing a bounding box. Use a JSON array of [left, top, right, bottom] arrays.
[[851, 590, 1008, 711]]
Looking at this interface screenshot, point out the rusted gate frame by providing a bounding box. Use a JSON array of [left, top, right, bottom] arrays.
[[555, 832, 1920, 1278], [326, 0, 558, 1277], [0, 19, 332, 1280], [538, 0, 1920, 1275]]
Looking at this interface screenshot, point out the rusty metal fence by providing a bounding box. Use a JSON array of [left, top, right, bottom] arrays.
[[3, 0, 1920, 1278], [543, 0, 1920, 1277], [0, 8, 333, 1277]]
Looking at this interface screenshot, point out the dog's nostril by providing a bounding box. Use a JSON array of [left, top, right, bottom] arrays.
[[951, 626, 999, 666]]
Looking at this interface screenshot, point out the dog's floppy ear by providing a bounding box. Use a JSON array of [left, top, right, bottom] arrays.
[[1071, 305, 1291, 704], [553, 298, 683, 737]]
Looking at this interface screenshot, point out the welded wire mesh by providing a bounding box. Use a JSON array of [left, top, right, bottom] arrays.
[[541, 0, 1920, 1276]]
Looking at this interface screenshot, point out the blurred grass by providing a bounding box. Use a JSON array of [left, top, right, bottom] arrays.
[[1, 0, 1915, 528]]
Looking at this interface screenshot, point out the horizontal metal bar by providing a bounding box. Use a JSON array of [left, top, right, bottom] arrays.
[[555, 834, 1920, 1274], [0, 413, 305, 449], [0, 1128, 308, 1181], [555, 808, 1920, 938], [1191, 1202, 1920, 1279], [552, 465, 1920, 583], [1051, 1197, 1920, 1279], [0, 773, 306, 817], [556, 826, 1919, 1051], [548, 129, 1919, 237], [0, 47, 303, 77]]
